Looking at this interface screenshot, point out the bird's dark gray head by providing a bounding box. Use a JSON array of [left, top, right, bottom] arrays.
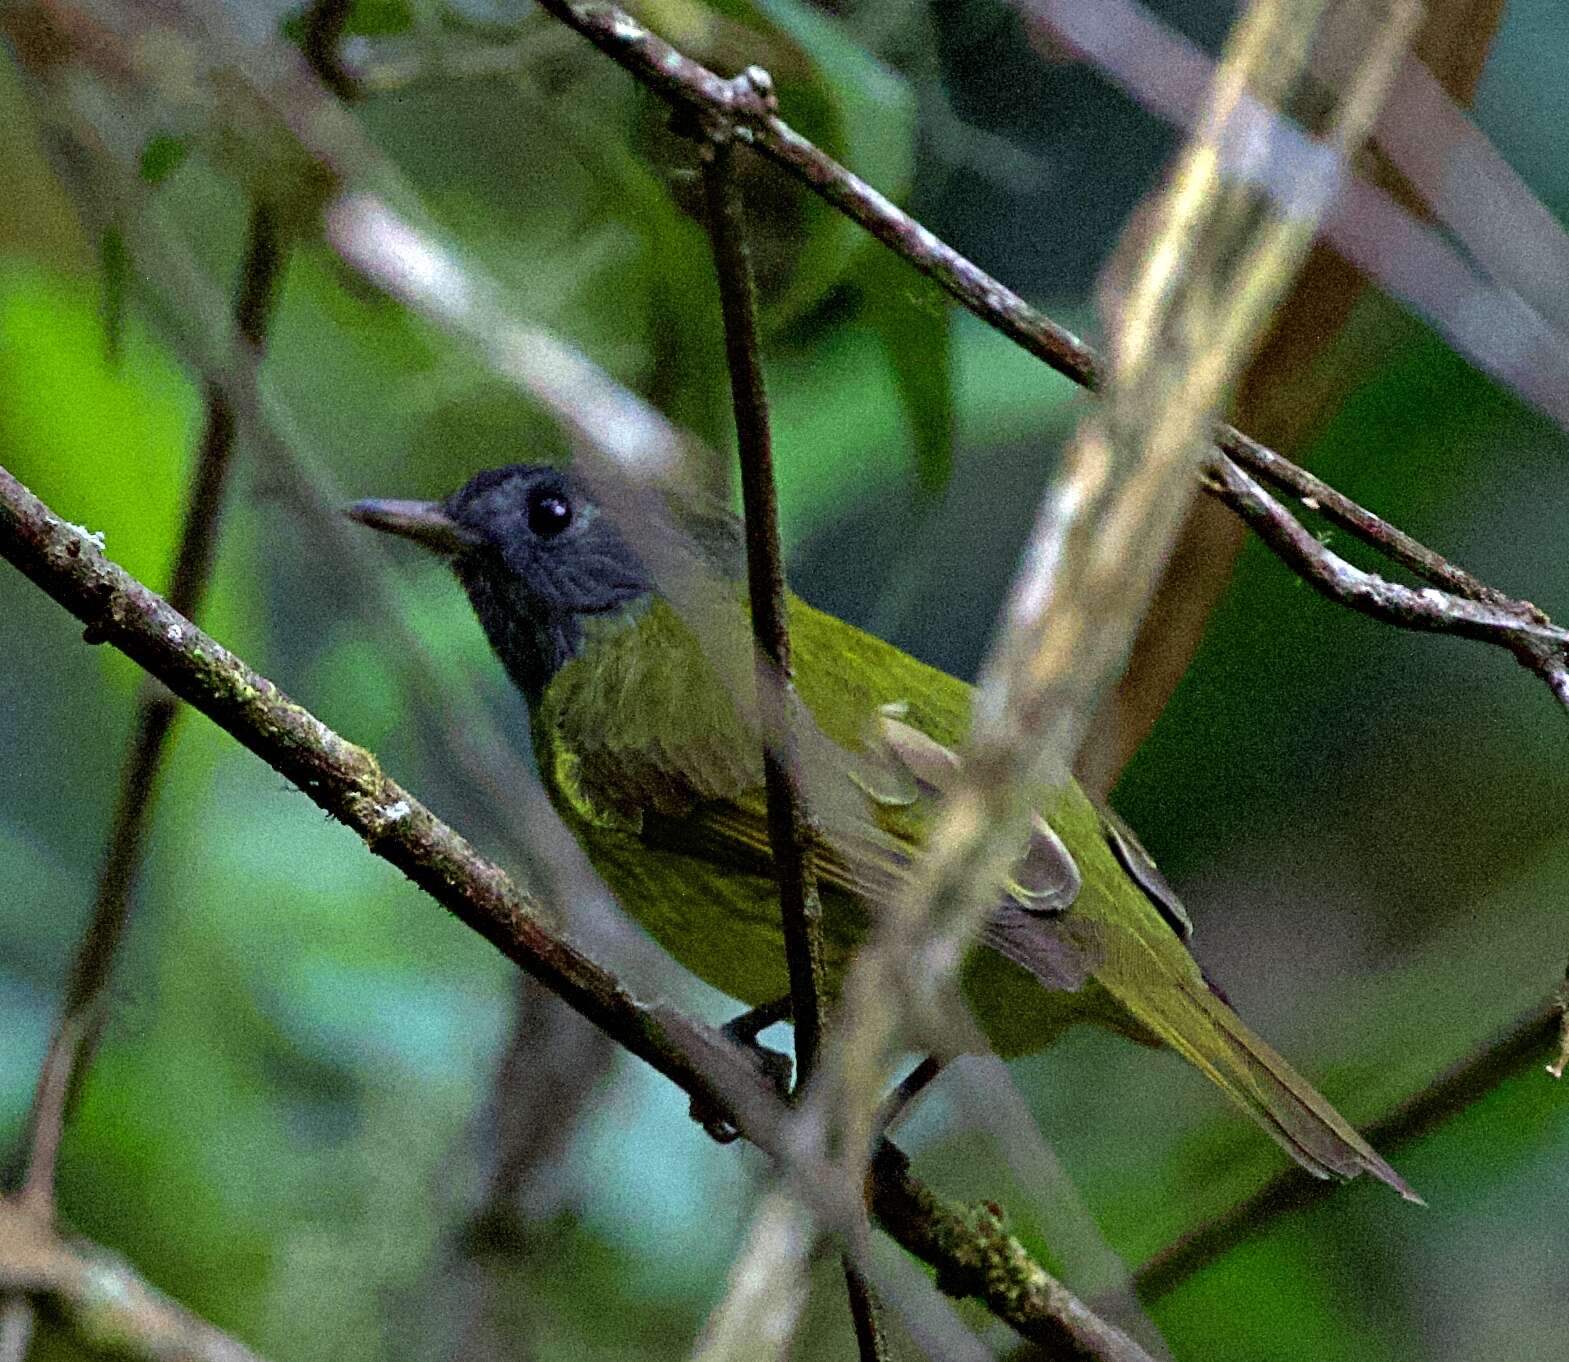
[[348, 463, 653, 702]]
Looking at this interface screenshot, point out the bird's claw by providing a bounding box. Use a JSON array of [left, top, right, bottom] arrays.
[[690, 1000, 795, 1143]]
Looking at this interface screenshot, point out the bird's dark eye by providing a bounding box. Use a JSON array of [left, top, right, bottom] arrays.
[[526, 489, 573, 539]]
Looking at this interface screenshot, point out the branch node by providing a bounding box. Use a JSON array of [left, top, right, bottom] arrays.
[[732, 65, 778, 117]]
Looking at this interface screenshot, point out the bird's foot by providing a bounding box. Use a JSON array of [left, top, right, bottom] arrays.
[[691, 998, 794, 1143]]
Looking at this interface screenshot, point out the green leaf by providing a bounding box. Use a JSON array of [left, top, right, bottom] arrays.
[[280, 0, 416, 44], [137, 133, 190, 186], [768, 310, 1081, 536], [858, 242, 955, 493], [0, 263, 199, 592], [752, 0, 918, 323]]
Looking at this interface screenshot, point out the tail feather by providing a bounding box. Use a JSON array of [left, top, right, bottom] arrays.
[[1113, 968, 1421, 1202]]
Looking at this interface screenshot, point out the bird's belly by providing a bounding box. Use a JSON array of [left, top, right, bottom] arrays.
[[577, 825, 866, 1008]]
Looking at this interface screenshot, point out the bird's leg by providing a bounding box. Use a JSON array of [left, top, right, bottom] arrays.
[[692, 1011, 943, 1144], [692, 997, 794, 1143], [721, 997, 796, 1102], [724, 996, 795, 1047], [873, 1055, 944, 1136]]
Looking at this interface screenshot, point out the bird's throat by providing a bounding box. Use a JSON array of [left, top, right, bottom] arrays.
[[457, 561, 651, 706]]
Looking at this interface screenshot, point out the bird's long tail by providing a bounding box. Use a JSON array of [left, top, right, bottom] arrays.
[[1119, 971, 1421, 1202]]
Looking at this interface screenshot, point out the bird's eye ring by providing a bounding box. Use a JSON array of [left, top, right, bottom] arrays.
[[526, 489, 574, 539]]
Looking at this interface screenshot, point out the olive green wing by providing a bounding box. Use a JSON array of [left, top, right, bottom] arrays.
[[535, 594, 1076, 912]]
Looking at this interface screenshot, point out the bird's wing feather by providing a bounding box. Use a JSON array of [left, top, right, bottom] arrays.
[[535, 598, 893, 900], [541, 594, 1103, 958], [540, 594, 1200, 986]]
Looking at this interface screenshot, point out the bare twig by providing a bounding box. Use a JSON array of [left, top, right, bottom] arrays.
[[1217, 426, 1511, 603], [1213, 426, 1569, 705], [302, 0, 359, 102], [697, 103, 827, 1082], [1134, 990, 1567, 1303], [15, 200, 286, 1218], [1206, 458, 1569, 655], [0, 1198, 272, 1362], [843, 1259, 891, 1362], [528, 0, 1569, 720], [0, 466, 1131, 1352], [698, 90, 887, 1362], [198, 0, 1568, 725], [15, 0, 1561, 720]]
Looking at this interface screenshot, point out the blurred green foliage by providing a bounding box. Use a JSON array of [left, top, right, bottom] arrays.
[[3, 2, 1569, 1361]]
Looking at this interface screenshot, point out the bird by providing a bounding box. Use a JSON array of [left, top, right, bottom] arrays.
[[348, 461, 1416, 1200]]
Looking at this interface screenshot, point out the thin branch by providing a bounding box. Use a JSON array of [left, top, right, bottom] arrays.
[[698, 109, 827, 1082], [1205, 458, 1569, 655], [529, 0, 1569, 719], [842, 1260, 891, 1362], [301, 0, 359, 102], [1213, 425, 1569, 704], [0, 1199, 272, 1362], [15, 200, 286, 1217], [870, 1144, 1158, 1362], [0, 466, 1135, 1353], [699, 98, 887, 1362], [1134, 985, 1569, 1303], [1215, 425, 1518, 606]]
